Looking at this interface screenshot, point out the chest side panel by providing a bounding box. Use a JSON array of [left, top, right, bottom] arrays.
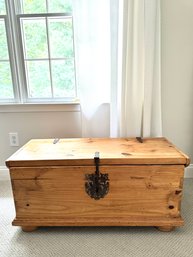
[[10, 165, 184, 223]]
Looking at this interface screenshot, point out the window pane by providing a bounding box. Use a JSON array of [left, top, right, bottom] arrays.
[[0, 62, 14, 99], [52, 59, 75, 97], [0, 19, 9, 59], [48, 0, 72, 13], [26, 61, 51, 98], [49, 18, 74, 58], [21, 18, 48, 59], [0, 0, 6, 15], [21, 0, 46, 14]]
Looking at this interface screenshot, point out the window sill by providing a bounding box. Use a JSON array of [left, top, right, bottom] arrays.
[[0, 101, 80, 113]]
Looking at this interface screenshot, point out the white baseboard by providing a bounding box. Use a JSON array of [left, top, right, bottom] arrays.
[[1, 165, 193, 181], [0, 166, 10, 181], [185, 164, 193, 178]]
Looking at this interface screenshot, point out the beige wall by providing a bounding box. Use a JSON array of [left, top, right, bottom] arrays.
[[0, 103, 110, 166], [161, 0, 193, 161], [0, 104, 82, 165]]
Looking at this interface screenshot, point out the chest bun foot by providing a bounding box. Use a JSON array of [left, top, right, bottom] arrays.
[[155, 226, 175, 232], [21, 226, 38, 232]]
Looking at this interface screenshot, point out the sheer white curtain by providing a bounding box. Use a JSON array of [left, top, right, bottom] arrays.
[[73, 0, 112, 137], [111, 0, 162, 138]]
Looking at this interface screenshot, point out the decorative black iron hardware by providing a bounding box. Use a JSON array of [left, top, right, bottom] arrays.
[[85, 152, 109, 200]]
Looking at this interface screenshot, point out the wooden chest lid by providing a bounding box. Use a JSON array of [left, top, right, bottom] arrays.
[[6, 137, 190, 167]]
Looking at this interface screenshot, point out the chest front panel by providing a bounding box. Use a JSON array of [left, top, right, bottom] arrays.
[[10, 165, 183, 223]]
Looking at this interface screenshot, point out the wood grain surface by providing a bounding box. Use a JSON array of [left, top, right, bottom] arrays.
[[6, 138, 190, 167], [10, 165, 184, 227]]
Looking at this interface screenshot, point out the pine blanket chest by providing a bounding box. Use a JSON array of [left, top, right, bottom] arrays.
[[6, 137, 190, 232]]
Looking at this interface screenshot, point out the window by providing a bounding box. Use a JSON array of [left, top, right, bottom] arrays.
[[0, 0, 76, 103]]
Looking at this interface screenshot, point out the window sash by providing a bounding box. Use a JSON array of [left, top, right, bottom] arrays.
[[18, 13, 76, 101]]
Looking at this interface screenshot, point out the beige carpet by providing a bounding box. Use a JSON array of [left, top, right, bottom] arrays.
[[0, 179, 193, 257]]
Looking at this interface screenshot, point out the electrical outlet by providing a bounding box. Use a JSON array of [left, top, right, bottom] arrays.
[[9, 132, 19, 147]]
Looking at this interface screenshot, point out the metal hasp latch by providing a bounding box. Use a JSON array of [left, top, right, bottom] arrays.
[[85, 152, 109, 200]]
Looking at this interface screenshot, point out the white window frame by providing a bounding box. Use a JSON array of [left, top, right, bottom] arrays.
[[1, 0, 77, 104]]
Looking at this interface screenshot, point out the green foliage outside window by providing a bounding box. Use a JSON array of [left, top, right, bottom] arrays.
[[0, 0, 6, 15], [0, 0, 75, 101], [22, 0, 72, 14]]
